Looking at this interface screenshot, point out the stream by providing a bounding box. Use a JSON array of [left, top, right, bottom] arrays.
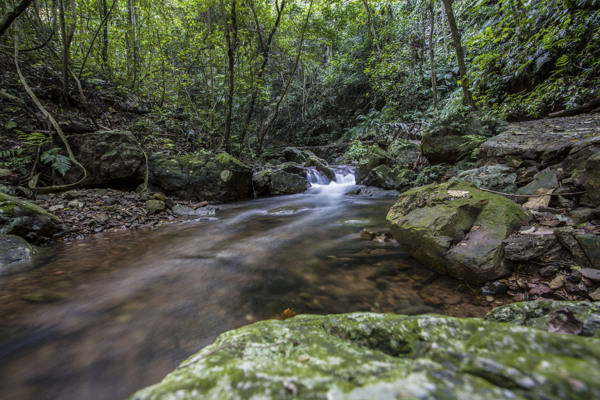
[[0, 167, 497, 400]]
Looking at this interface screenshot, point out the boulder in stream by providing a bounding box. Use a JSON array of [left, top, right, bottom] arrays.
[[386, 181, 529, 284], [131, 311, 600, 400], [0, 234, 43, 276], [0, 193, 64, 244]]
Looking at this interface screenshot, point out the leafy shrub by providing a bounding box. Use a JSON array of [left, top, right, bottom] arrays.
[[414, 165, 446, 186], [340, 140, 367, 163]]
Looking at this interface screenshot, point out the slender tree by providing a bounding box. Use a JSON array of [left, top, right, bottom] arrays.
[[219, 0, 238, 152], [441, 0, 475, 110], [428, 0, 439, 117]]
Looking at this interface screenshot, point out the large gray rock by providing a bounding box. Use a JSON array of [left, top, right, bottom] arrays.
[[0, 234, 42, 276], [131, 311, 600, 400], [452, 164, 517, 193], [64, 130, 145, 186], [0, 193, 63, 244], [503, 233, 562, 262], [362, 165, 395, 190], [148, 152, 252, 202], [387, 181, 529, 284]]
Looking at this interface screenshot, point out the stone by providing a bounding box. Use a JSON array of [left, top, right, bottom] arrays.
[[131, 311, 600, 400], [387, 181, 529, 284], [581, 268, 600, 281], [584, 152, 600, 206], [515, 168, 563, 200], [549, 275, 565, 290], [171, 204, 216, 218], [485, 300, 600, 337], [575, 234, 600, 269], [269, 171, 307, 195], [148, 152, 252, 202], [252, 170, 272, 196], [392, 168, 417, 191], [283, 147, 308, 164], [451, 164, 517, 193], [345, 187, 400, 199], [360, 229, 377, 240], [503, 233, 561, 262], [63, 130, 145, 186], [0, 193, 63, 245], [145, 200, 165, 213], [481, 281, 509, 295], [362, 165, 395, 190], [0, 234, 43, 276], [554, 227, 591, 268], [305, 156, 336, 182], [356, 144, 392, 183], [388, 139, 420, 167]]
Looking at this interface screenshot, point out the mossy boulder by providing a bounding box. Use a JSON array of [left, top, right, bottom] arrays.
[[584, 152, 600, 206], [0, 193, 63, 245], [148, 152, 252, 202], [362, 165, 395, 190], [63, 130, 145, 186], [386, 181, 529, 284], [270, 171, 307, 195], [131, 311, 600, 400], [356, 144, 393, 184], [305, 156, 336, 182]]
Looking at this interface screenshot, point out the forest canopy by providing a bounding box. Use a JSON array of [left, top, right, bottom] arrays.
[[1, 0, 599, 154]]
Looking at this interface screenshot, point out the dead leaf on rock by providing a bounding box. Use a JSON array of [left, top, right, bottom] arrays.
[[447, 190, 470, 199], [470, 225, 481, 232], [523, 188, 554, 211], [547, 309, 583, 335]]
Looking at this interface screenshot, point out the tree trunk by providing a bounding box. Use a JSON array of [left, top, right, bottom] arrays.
[[127, 0, 139, 88], [428, 1, 438, 118], [0, 0, 32, 39], [219, 0, 237, 153], [58, 0, 70, 106], [101, 0, 110, 72], [239, 0, 285, 145], [441, 0, 475, 110]]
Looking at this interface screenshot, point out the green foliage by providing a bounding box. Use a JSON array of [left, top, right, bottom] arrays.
[[459, 134, 488, 160], [340, 140, 367, 164], [414, 165, 446, 186], [16, 131, 51, 146], [0, 149, 32, 176], [40, 148, 72, 177]]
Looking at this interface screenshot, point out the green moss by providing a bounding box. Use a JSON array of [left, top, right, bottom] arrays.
[[0, 193, 60, 223], [215, 152, 247, 168]]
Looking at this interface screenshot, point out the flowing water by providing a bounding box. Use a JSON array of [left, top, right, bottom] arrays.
[[0, 167, 498, 399]]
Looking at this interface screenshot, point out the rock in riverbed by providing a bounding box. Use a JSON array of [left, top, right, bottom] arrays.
[[131, 306, 600, 400]]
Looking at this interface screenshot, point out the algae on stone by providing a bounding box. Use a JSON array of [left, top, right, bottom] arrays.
[[131, 312, 600, 400], [386, 181, 529, 284]]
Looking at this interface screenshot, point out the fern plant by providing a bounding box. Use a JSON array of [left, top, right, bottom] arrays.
[[40, 148, 72, 176]]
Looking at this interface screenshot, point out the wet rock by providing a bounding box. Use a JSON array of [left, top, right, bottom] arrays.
[[145, 200, 165, 213], [148, 152, 252, 202], [503, 233, 561, 262], [387, 181, 529, 284], [538, 265, 558, 277], [360, 229, 377, 240], [356, 144, 392, 183], [171, 204, 216, 218], [304, 156, 335, 182], [131, 312, 600, 400], [481, 281, 509, 295], [63, 130, 145, 186], [392, 168, 417, 191], [21, 289, 68, 303], [269, 171, 307, 195], [0, 193, 63, 244], [0, 234, 42, 276], [388, 139, 420, 167], [575, 234, 600, 269], [345, 187, 399, 199], [554, 227, 591, 268], [584, 152, 600, 206], [451, 164, 517, 193], [252, 170, 272, 196]]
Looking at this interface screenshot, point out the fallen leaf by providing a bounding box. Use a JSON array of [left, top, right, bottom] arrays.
[[448, 190, 470, 198], [281, 308, 297, 320], [470, 225, 481, 232], [547, 309, 583, 335], [540, 219, 561, 227], [523, 188, 554, 211]]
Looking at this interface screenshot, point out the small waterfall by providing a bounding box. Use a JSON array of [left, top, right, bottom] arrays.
[[307, 166, 356, 186]]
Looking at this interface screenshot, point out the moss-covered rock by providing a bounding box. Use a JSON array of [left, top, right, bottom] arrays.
[[148, 152, 252, 202], [486, 300, 600, 337], [131, 312, 600, 400], [270, 171, 307, 195], [0, 234, 43, 276], [585, 152, 600, 206], [305, 156, 335, 182], [356, 144, 393, 184], [63, 130, 145, 186], [0, 193, 63, 245], [386, 181, 529, 284]]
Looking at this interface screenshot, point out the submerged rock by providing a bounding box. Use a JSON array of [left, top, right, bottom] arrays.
[[131, 311, 600, 400], [386, 181, 529, 284]]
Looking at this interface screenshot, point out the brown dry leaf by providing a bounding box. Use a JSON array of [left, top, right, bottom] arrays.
[[523, 188, 555, 211], [470, 225, 481, 232], [540, 219, 561, 227], [281, 308, 297, 320]]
